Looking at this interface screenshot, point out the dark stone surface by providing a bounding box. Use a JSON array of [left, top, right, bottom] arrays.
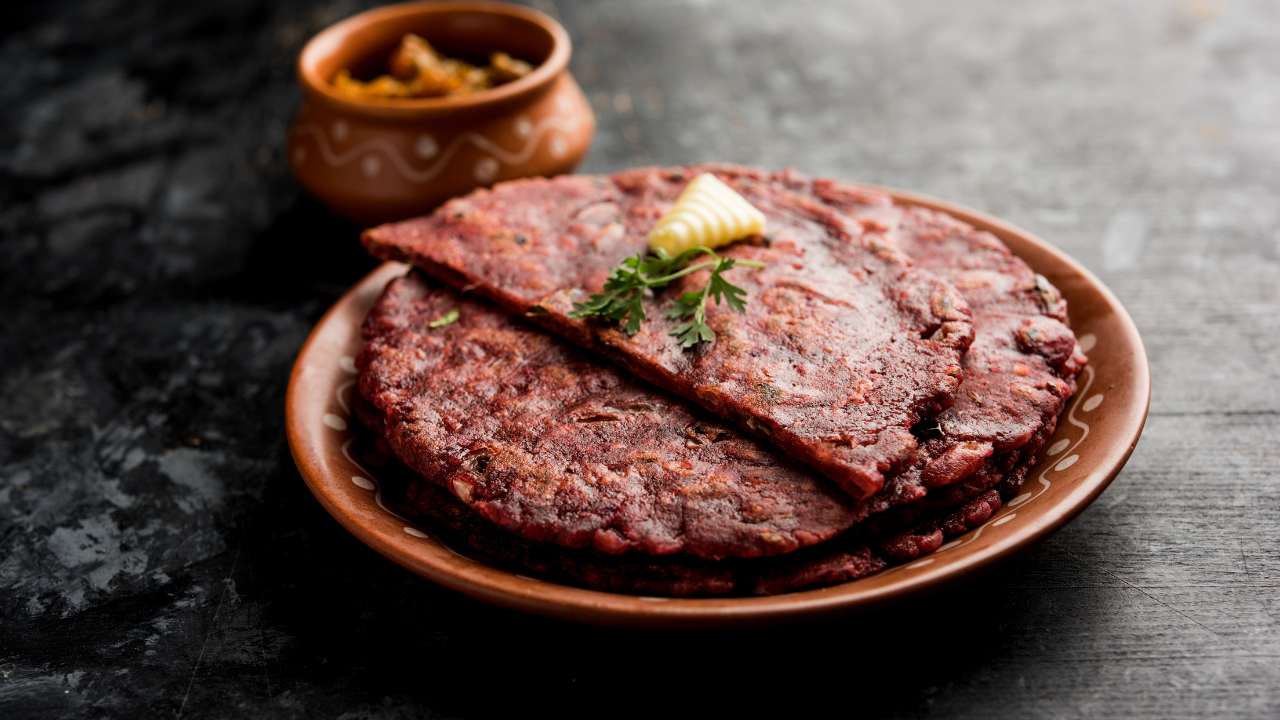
[[0, 0, 1276, 718]]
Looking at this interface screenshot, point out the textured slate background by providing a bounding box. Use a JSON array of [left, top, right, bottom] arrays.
[[1, 0, 1277, 717]]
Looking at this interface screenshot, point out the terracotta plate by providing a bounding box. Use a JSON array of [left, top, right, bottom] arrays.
[[285, 187, 1150, 629]]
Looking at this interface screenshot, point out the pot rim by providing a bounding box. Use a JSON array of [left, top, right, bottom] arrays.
[[297, 0, 572, 120]]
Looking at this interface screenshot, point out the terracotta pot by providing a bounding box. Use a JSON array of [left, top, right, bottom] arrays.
[[288, 1, 595, 226]]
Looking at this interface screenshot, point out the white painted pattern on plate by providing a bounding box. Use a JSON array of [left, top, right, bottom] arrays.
[[292, 110, 583, 185], [329, 367, 484, 562], [893, 357, 1102, 570]]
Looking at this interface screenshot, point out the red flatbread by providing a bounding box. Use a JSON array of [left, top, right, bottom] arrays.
[[363, 165, 975, 499]]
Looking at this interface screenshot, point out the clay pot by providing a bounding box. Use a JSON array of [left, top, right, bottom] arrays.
[[288, 1, 595, 226]]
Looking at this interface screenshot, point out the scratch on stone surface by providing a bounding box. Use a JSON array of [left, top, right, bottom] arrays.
[[244, 539, 274, 705], [1148, 410, 1280, 417], [1058, 545, 1256, 655], [1238, 539, 1277, 625], [177, 546, 241, 719]]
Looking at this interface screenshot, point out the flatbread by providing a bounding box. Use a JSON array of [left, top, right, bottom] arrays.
[[363, 165, 975, 499]]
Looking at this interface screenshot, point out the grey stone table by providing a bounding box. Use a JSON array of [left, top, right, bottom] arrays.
[[1, 0, 1276, 717]]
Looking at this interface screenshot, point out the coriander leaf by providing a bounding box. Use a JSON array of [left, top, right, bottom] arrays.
[[608, 292, 647, 335], [671, 318, 715, 348], [706, 262, 748, 312], [427, 308, 460, 328], [638, 251, 676, 281], [569, 287, 626, 316], [662, 290, 704, 320]]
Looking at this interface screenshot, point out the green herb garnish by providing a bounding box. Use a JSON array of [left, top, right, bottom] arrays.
[[427, 308, 459, 328], [567, 246, 764, 348]]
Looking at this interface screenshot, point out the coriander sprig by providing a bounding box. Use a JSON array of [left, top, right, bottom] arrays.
[[567, 246, 764, 347]]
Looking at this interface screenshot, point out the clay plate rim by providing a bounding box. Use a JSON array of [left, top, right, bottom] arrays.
[[285, 185, 1150, 629]]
